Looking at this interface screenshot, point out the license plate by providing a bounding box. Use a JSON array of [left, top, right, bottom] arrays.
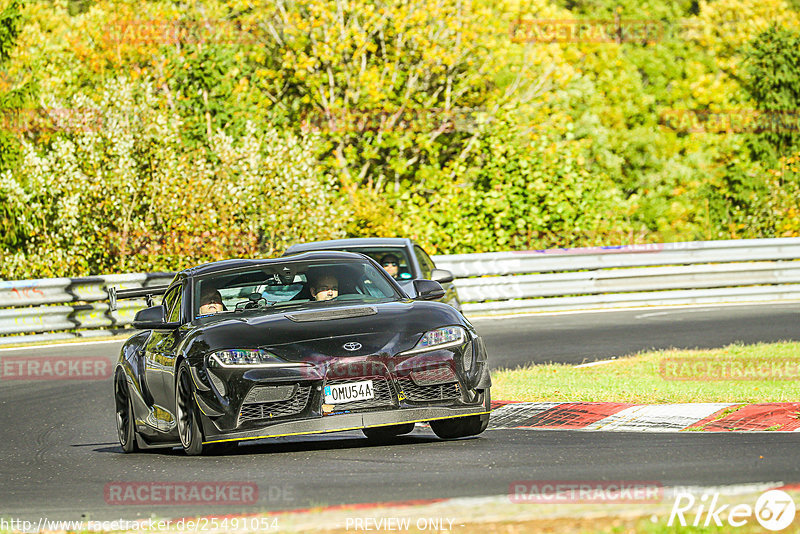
[[324, 380, 374, 404]]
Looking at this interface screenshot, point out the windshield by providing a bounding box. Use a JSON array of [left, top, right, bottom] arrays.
[[193, 259, 401, 318], [300, 247, 414, 280]]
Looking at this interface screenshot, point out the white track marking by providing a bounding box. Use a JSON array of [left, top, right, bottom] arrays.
[[574, 359, 618, 368], [584, 403, 738, 432], [468, 300, 800, 321], [488, 402, 563, 429]]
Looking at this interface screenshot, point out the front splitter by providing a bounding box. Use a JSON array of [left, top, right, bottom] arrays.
[[203, 405, 489, 444]]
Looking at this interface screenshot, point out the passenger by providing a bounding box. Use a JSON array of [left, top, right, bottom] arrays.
[[198, 288, 224, 315], [380, 254, 400, 279], [310, 273, 339, 301]]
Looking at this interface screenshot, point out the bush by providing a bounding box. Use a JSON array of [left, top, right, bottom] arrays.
[[0, 77, 348, 278]]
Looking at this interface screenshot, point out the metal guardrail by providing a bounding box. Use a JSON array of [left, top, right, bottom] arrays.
[[433, 238, 800, 277], [433, 238, 800, 315], [0, 273, 173, 344], [2, 237, 800, 344]]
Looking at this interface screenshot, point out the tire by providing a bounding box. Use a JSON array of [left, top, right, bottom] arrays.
[[362, 422, 415, 440], [430, 388, 490, 440], [176, 362, 206, 456], [115, 372, 139, 453]]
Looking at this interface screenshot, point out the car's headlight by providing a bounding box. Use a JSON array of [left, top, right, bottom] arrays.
[[208, 349, 284, 367], [400, 326, 467, 355]]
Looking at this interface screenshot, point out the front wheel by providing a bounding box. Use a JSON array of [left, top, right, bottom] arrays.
[[115, 372, 139, 453], [176, 362, 206, 456], [430, 389, 490, 439], [362, 423, 415, 441]]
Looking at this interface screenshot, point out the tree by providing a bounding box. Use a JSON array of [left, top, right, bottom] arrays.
[[0, 0, 35, 250], [743, 25, 800, 165]]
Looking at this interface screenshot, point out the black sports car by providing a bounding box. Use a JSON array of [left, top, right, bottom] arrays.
[[109, 252, 491, 455]]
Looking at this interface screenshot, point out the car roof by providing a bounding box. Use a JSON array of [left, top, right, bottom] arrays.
[[181, 251, 369, 277], [285, 238, 414, 254]]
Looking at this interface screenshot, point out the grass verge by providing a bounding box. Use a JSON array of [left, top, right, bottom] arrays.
[[491, 341, 800, 403]]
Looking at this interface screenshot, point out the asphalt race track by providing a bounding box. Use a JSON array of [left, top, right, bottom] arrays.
[[1, 303, 799, 522], [478, 302, 800, 369]]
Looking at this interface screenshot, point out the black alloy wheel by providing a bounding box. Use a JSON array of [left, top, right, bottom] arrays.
[[115, 371, 139, 453], [176, 362, 206, 455]]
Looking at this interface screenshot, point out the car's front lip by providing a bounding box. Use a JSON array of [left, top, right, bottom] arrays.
[[201, 404, 489, 444]]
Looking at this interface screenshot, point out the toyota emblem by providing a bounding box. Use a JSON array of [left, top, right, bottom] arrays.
[[343, 342, 362, 351]]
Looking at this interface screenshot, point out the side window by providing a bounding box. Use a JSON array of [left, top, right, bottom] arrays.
[[414, 245, 435, 280], [163, 285, 183, 323]]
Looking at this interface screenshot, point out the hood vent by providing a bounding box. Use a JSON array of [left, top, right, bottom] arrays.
[[285, 306, 378, 322]]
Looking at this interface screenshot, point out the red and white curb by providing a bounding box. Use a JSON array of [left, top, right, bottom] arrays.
[[489, 401, 800, 432]]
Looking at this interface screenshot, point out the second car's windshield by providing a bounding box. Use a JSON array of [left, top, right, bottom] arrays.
[[193, 259, 400, 318]]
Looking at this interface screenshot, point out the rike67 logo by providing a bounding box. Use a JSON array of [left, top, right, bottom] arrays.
[[669, 489, 796, 531]]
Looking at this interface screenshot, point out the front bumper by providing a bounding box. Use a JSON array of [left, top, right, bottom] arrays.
[[193, 334, 491, 442]]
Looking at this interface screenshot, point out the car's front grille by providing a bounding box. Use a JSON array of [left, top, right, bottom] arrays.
[[243, 384, 297, 403], [324, 376, 397, 411], [397, 378, 461, 402], [238, 385, 312, 424], [408, 366, 457, 385]]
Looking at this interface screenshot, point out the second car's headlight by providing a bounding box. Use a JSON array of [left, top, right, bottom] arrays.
[[208, 349, 283, 367], [400, 326, 467, 355]]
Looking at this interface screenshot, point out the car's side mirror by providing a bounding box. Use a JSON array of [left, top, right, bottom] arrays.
[[430, 268, 454, 284], [413, 280, 445, 301], [132, 305, 180, 330]]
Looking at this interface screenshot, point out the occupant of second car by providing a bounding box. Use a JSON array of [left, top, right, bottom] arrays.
[[310, 273, 339, 301], [380, 254, 400, 279], [198, 288, 224, 315]]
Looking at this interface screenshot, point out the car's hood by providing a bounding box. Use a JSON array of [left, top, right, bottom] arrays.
[[182, 300, 464, 362]]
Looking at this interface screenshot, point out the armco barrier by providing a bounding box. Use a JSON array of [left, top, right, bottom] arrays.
[[0, 273, 173, 344], [2, 238, 800, 344], [432, 237, 800, 315], [432, 238, 800, 277]]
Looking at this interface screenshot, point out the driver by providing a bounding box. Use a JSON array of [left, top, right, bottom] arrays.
[[310, 273, 338, 301], [380, 254, 400, 279], [198, 288, 224, 315]]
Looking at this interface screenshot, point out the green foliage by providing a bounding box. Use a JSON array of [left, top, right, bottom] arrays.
[[0, 78, 347, 278], [743, 25, 800, 164], [2, 0, 800, 278], [393, 112, 635, 254], [0, 0, 23, 172], [0, 0, 36, 249], [768, 152, 800, 236], [0, 0, 21, 64], [252, 0, 500, 194]]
